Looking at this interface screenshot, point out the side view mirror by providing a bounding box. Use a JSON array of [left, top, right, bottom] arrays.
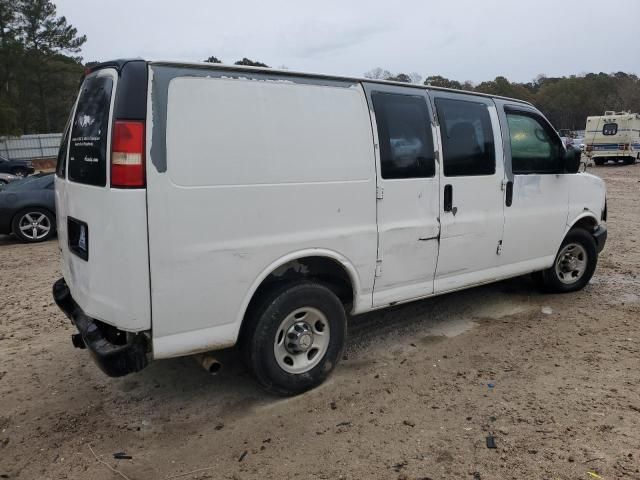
[[563, 146, 581, 174]]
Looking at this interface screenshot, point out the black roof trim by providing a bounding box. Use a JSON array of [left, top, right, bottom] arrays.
[[149, 60, 534, 107], [91, 58, 532, 107], [85, 58, 145, 75]]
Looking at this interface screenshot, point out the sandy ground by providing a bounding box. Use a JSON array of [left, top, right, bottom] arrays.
[[1, 164, 639, 480]]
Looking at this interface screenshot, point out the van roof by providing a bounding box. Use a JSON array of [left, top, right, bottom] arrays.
[[87, 58, 535, 107], [587, 112, 639, 120]]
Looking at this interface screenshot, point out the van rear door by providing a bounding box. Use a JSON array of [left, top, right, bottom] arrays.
[[55, 62, 151, 332]]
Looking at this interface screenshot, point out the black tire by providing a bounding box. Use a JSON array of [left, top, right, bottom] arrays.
[[11, 207, 56, 243], [535, 228, 598, 293], [623, 156, 636, 165], [242, 281, 347, 396], [11, 167, 29, 177], [593, 158, 605, 166]]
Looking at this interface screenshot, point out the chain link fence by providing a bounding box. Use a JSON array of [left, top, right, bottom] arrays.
[[0, 133, 62, 160]]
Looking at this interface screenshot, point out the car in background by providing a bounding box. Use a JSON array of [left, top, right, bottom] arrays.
[[561, 136, 585, 153], [0, 173, 56, 242], [0, 172, 19, 184], [572, 137, 585, 151], [0, 155, 35, 177]]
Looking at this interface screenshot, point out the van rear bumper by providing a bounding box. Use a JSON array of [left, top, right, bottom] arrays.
[[52, 277, 149, 377]]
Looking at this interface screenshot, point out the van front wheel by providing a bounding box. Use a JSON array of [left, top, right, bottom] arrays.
[[535, 228, 598, 293], [242, 282, 347, 396]]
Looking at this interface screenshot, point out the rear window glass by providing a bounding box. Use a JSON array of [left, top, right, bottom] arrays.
[[602, 123, 617, 135], [56, 116, 71, 178], [68, 75, 113, 186]]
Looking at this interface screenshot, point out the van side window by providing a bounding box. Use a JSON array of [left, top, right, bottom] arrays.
[[506, 112, 563, 174], [602, 123, 617, 135], [435, 98, 495, 177], [371, 92, 435, 179]]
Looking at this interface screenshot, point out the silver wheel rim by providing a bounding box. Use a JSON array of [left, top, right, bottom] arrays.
[[15, 171, 26, 177], [18, 212, 51, 240], [555, 242, 587, 284], [273, 307, 330, 374]]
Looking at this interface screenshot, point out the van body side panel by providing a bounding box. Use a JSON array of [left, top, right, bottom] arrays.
[[495, 101, 569, 269], [361, 83, 441, 307], [55, 67, 151, 332], [146, 69, 377, 356], [566, 173, 606, 233], [432, 93, 507, 293]]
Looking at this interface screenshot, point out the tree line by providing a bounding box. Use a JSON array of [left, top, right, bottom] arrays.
[[0, 0, 638, 137], [0, 0, 85, 135]]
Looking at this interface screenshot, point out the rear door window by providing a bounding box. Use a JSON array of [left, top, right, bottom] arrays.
[[602, 123, 618, 135], [371, 92, 435, 179], [435, 98, 495, 177], [68, 75, 113, 186]]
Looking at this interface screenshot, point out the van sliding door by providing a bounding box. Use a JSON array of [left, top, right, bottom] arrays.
[[364, 83, 440, 307], [431, 92, 506, 293]]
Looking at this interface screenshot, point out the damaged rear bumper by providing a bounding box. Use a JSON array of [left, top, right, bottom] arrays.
[[52, 277, 149, 377]]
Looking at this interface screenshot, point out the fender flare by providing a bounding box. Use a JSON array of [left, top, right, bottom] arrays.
[[233, 248, 364, 338], [555, 211, 599, 253], [565, 211, 599, 236]]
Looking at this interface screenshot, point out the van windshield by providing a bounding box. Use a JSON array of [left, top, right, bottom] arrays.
[[68, 74, 113, 186]]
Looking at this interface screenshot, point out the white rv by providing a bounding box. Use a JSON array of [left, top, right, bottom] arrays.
[[585, 111, 640, 165], [53, 60, 607, 395]]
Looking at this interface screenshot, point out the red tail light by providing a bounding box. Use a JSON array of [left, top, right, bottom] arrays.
[[619, 143, 629, 150], [111, 120, 145, 188], [586, 145, 593, 152]]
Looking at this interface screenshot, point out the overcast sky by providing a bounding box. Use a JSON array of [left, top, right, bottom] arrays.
[[57, 0, 639, 83]]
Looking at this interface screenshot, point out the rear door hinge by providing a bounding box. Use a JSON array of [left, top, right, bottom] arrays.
[[375, 261, 383, 277], [376, 186, 384, 200], [496, 240, 503, 255]]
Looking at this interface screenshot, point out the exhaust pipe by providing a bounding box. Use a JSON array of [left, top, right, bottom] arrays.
[[195, 354, 222, 375]]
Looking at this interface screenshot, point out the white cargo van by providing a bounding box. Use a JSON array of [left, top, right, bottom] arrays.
[[585, 111, 640, 165], [53, 60, 607, 395]]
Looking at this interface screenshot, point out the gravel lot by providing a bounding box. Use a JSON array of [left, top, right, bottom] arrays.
[[1, 165, 639, 480]]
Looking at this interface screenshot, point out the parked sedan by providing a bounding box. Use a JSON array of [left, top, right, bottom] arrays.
[[0, 172, 19, 184], [0, 155, 35, 177], [0, 173, 56, 242]]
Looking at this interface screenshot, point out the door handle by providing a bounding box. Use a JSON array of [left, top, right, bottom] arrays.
[[505, 180, 513, 207], [443, 184, 453, 212]]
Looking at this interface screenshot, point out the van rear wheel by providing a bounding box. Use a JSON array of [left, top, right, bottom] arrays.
[[242, 281, 346, 396], [534, 228, 597, 293]]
